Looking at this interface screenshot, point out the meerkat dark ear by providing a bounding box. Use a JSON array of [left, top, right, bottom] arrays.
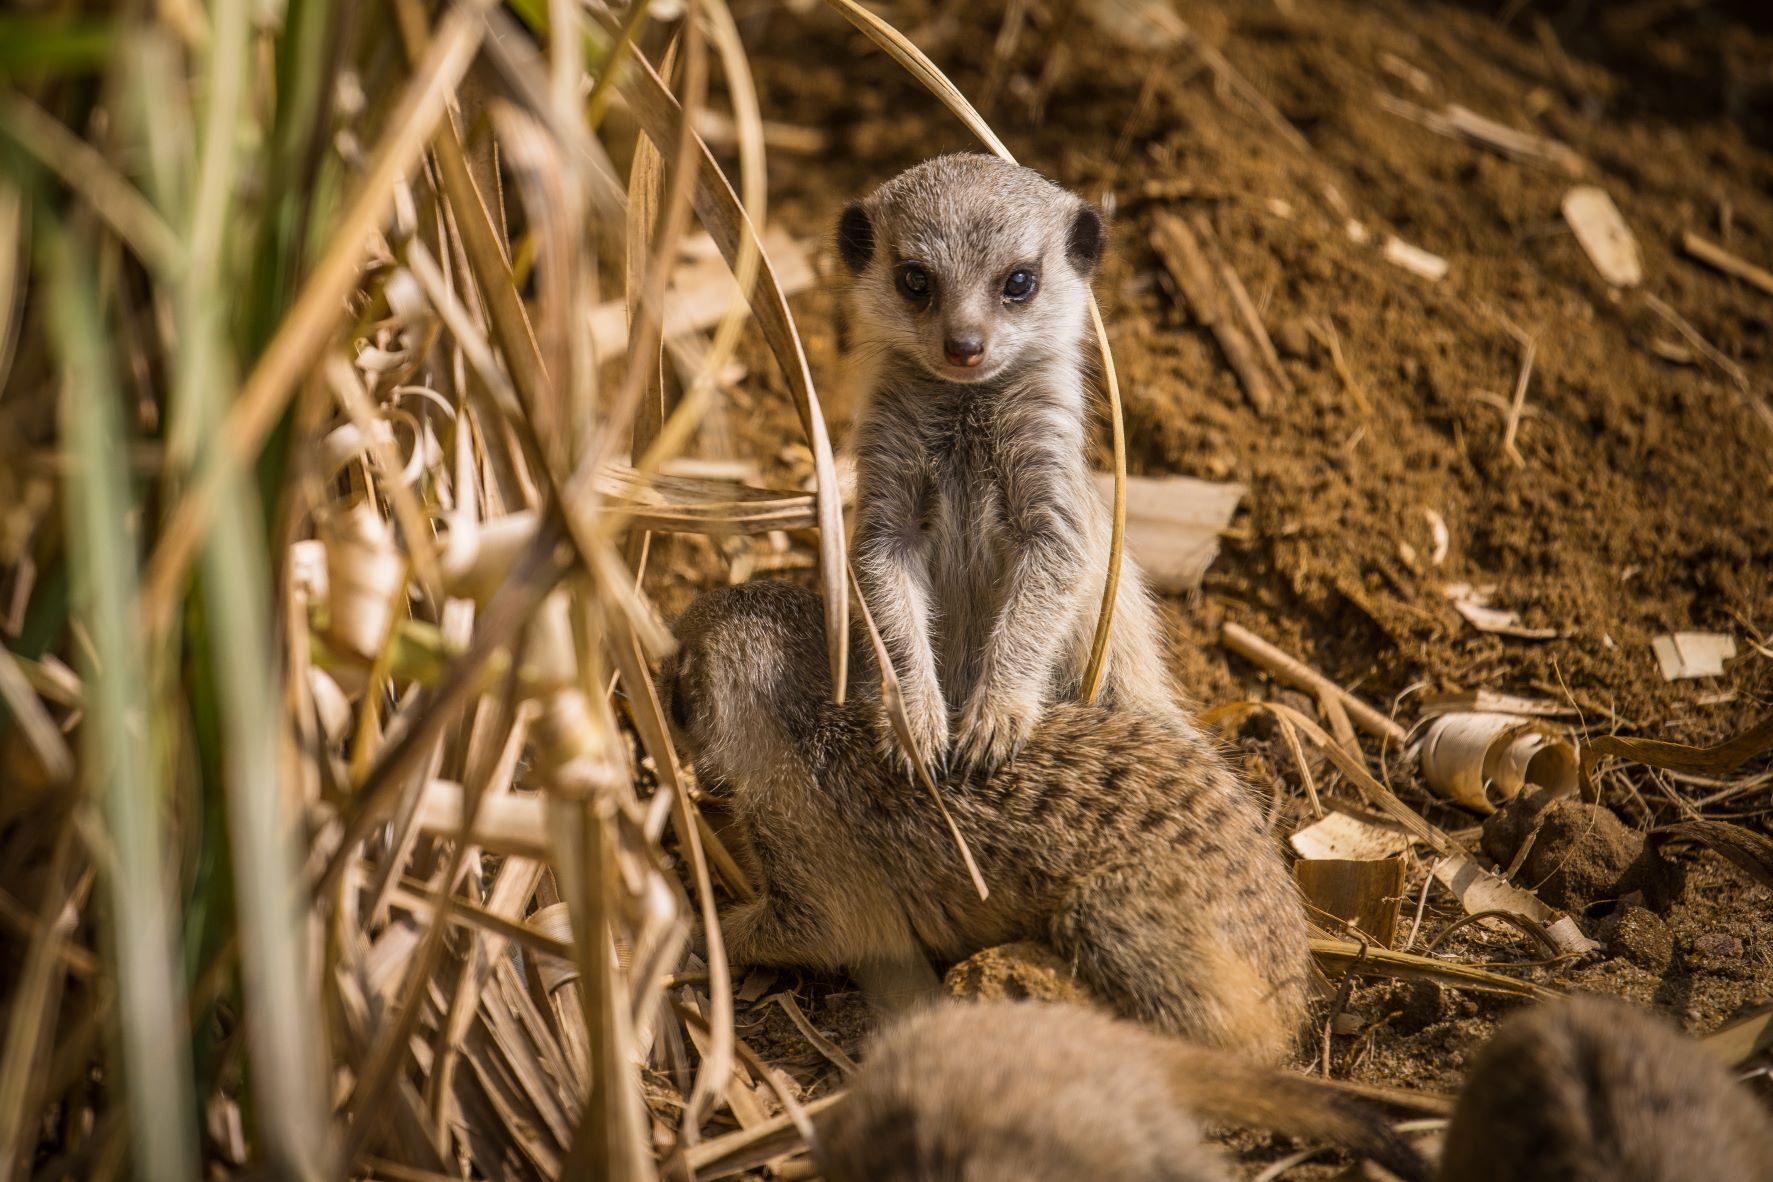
[[837, 202, 875, 274], [1066, 203, 1106, 275]]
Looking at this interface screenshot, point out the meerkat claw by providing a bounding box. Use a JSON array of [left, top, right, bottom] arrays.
[[1005, 736, 1026, 769]]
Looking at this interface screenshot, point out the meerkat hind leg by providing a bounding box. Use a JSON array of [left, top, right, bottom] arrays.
[[850, 952, 943, 1018]]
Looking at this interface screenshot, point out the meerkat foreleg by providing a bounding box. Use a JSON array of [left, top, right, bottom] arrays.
[[854, 508, 949, 779], [954, 497, 1088, 773]]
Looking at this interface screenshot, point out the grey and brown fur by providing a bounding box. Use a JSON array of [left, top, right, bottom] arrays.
[[819, 1001, 1431, 1182], [659, 580, 1308, 1062], [836, 153, 1177, 775], [1442, 995, 1773, 1182], [819, 995, 1773, 1182]]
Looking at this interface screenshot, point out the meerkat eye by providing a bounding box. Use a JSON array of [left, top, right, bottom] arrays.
[[895, 263, 931, 302], [1002, 268, 1038, 302]]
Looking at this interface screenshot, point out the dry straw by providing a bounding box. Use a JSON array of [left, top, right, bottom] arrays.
[[0, 0, 1139, 1175], [0, 1, 1628, 1176]]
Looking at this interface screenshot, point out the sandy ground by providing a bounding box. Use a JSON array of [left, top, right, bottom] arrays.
[[635, 1, 1773, 1174]]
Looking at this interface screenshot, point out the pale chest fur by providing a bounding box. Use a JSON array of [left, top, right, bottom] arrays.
[[854, 372, 1097, 703]]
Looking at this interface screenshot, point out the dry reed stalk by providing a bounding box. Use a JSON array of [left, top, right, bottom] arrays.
[[0, 2, 1418, 1177]]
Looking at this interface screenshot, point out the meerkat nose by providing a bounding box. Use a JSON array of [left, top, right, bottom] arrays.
[[944, 336, 985, 367]]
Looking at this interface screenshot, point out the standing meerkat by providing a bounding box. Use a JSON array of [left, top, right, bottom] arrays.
[[819, 1001, 1431, 1182], [659, 581, 1308, 1061], [836, 153, 1177, 776]]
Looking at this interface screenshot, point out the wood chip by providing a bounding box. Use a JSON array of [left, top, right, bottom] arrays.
[[1382, 236, 1449, 282], [1311, 935, 1560, 999], [1642, 292, 1750, 391], [1189, 212, 1293, 397], [1220, 622, 1408, 746], [1562, 186, 1642, 287], [1681, 231, 1773, 298], [1419, 712, 1578, 815], [1419, 689, 1578, 719], [1377, 92, 1583, 175], [1648, 337, 1696, 366], [1089, 473, 1245, 593], [1443, 582, 1559, 640], [588, 227, 815, 362], [1650, 820, 1773, 894], [1290, 810, 1412, 861], [1431, 859, 1599, 956], [1578, 710, 1773, 801], [1652, 632, 1738, 680], [1423, 508, 1449, 565], [1295, 857, 1407, 947]]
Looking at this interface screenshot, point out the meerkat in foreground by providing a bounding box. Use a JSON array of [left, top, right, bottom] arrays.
[[820, 1001, 1431, 1182], [837, 153, 1177, 775], [659, 581, 1308, 1061], [820, 996, 1773, 1182], [1443, 994, 1773, 1182]]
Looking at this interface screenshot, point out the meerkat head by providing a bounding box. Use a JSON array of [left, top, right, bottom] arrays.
[[837, 154, 1105, 385], [658, 582, 831, 791]]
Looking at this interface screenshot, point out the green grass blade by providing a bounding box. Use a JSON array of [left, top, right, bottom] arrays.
[[46, 219, 200, 1182], [0, 18, 117, 79], [170, 0, 333, 1169]]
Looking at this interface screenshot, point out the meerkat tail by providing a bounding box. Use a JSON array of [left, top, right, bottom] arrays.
[[1154, 1046, 1432, 1182]]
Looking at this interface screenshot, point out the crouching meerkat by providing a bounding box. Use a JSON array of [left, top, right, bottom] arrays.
[[820, 1001, 1431, 1182], [658, 581, 1308, 1061], [836, 153, 1177, 776], [819, 995, 1773, 1182], [1443, 994, 1773, 1182]]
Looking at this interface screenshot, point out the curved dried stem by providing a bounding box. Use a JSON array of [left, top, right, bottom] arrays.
[[137, 0, 495, 641], [821, 0, 1126, 703]]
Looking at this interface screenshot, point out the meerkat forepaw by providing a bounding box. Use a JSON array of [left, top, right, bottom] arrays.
[[878, 691, 950, 783], [955, 694, 1038, 777]]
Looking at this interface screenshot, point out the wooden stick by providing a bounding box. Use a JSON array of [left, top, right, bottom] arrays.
[[1499, 335, 1537, 469], [1152, 213, 1276, 415], [1682, 231, 1773, 298], [1220, 621, 1407, 746], [1191, 212, 1293, 396], [1643, 292, 1748, 391], [1306, 318, 1370, 413]]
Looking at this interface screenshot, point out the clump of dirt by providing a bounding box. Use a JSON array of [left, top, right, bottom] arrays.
[[658, 0, 1773, 1174], [944, 941, 1095, 1007], [1481, 788, 1681, 910]]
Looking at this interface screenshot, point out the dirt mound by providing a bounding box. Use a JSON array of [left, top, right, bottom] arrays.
[[663, 3, 1773, 1174]]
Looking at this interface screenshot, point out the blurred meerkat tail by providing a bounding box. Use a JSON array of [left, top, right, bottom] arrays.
[[1157, 1046, 1433, 1182]]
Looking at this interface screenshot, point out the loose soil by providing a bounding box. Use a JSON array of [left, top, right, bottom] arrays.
[[641, 1, 1773, 1174]]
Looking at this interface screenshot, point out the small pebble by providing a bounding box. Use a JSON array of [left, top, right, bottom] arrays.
[[1689, 932, 1742, 961], [1275, 317, 1312, 359], [1598, 903, 1676, 971]]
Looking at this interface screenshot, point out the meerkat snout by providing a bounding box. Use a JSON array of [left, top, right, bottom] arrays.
[[836, 154, 1106, 386], [942, 331, 984, 368]]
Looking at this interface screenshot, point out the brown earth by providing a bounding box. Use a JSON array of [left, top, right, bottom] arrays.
[[641, 0, 1773, 1175]]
